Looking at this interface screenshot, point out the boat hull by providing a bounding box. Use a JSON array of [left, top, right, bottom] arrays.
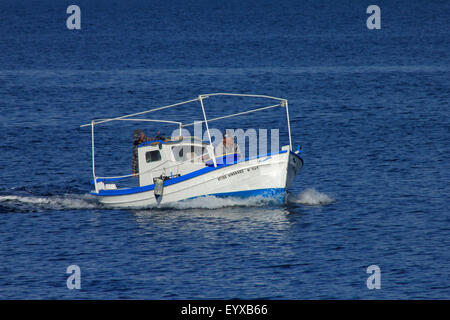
[[93, 150, 303, 208]]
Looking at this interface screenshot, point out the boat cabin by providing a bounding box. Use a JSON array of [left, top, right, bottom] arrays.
[[137, 136, 214, 187]]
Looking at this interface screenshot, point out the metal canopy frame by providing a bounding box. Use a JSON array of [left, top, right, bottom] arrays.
[[80, 93, 293, 193]]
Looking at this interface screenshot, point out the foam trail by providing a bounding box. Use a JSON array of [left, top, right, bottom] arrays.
[[0, 193, 281, 212], [0, 194, 99, 212], [288, 188, 335, 206]]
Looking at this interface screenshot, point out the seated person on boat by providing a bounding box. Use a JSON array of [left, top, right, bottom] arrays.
[[132, 129, 159, 177], [214, 133, 241, 164]]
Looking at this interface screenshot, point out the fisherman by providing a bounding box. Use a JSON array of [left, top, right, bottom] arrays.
[[214, 133, 241, 161], [132, 129, 153, 177]]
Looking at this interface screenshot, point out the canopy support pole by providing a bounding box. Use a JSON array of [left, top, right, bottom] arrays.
[[91, 120, 98, 193], [199, 96, 217, 167], [284, 100, 292, 151]]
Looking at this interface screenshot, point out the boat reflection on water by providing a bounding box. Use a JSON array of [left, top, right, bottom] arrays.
[[131, 195, 300, 236]]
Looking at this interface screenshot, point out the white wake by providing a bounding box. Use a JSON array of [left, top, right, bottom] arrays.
[[287, 188, 335, 206], [0, 193, 281, 211], [0, 189, 334, 212], [0, 194, 98, 211]]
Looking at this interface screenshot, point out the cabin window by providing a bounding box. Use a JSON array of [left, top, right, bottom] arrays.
[[172, 146, 186, 161], [172, 145, 207, 162], [146, 150, 161, 163]]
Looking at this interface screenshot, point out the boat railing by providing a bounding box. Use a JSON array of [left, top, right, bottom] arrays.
[[92, 150, 210, 188]]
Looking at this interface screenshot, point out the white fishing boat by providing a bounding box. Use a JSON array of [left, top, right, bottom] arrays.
[[80, 93, 303, 207]]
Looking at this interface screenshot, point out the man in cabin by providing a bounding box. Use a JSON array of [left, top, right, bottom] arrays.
[[132, 129, 154, 177], [214, 133, 241, 159]]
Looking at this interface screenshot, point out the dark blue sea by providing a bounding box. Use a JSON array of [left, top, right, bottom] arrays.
[[0, 0, 449, 299]]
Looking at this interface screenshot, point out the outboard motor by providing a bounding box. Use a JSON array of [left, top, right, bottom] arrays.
[[154, 177, 164, 200]]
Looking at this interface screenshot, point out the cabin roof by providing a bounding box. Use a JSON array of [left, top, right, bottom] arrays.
[[138, 136, 208, 148]]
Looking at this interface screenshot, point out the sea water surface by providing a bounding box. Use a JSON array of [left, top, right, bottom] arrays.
[[0, 0, 449, 299]]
